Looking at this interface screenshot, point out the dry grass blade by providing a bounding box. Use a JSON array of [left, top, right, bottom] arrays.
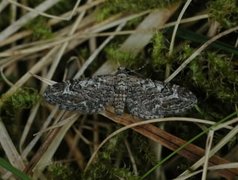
[[29, 72, 56, 85], [1, 0, 238, 179], [201, 130, 214, 180], [0, 0, 62, 41], [6, 0, 81, 20], [24, 113, 79, 175], [179, 120, 238, 178], [0, 119, 25, 170], [96, 3, 180, 74], [165, 25, 238, 83], [98, 109, 238, 179]]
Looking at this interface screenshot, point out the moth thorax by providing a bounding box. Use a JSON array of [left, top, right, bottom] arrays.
[[114, 80, 127, 115]]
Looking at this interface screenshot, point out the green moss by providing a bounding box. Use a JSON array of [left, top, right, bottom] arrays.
[[189, 52, 238, 102], [151, 32, 169, 68], [189, 60, 206, 85], [47, 163, 76, 180], [160, 42, 237, 105], [83, 129, 158, 179], [105, 45, 137, 66], [208, 0, 238, 28], [26, 17, 53, 40], [131, 132, 157, 167], [83, 132, 141, 179], [0, 88, 40, 114], [85, 162, 139, 180], [97, 0, 179, 20]]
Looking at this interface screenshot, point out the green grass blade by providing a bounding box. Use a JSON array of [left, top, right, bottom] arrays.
[[0, 158, 30, 180]]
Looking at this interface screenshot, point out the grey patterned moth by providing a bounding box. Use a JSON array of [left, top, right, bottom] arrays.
[[43, 68, 197, 119]]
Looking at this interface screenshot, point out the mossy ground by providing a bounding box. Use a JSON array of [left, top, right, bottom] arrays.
[[0, 0, 237, 179]]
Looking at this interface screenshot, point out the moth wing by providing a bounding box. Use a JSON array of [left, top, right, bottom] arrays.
[[126, 79, 197, 119], [43, 76, 115, 113]]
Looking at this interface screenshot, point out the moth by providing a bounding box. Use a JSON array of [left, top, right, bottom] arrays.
[[43, 68, 197, 119]]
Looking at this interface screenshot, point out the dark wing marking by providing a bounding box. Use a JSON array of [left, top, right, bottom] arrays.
[[126, 79, 197, 119], [43, 76, 114, 113]]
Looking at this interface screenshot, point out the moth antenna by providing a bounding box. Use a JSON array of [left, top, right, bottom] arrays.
[[29, 72, 57, 85]]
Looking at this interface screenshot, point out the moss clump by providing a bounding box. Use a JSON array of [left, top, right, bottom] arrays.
[[105, 45, 137, 67], [83, 133, 140, 179], [26, 17, 53, 40], [85, 162, 139, 180], [189, 52, 238, 102], [208, 0, 238, 28], [152, 32, 169, 68], [97, 0, 178, 20], [83, 130, 156, 179], [47, 163, 76, 180], [0, 88, 40, 114]]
